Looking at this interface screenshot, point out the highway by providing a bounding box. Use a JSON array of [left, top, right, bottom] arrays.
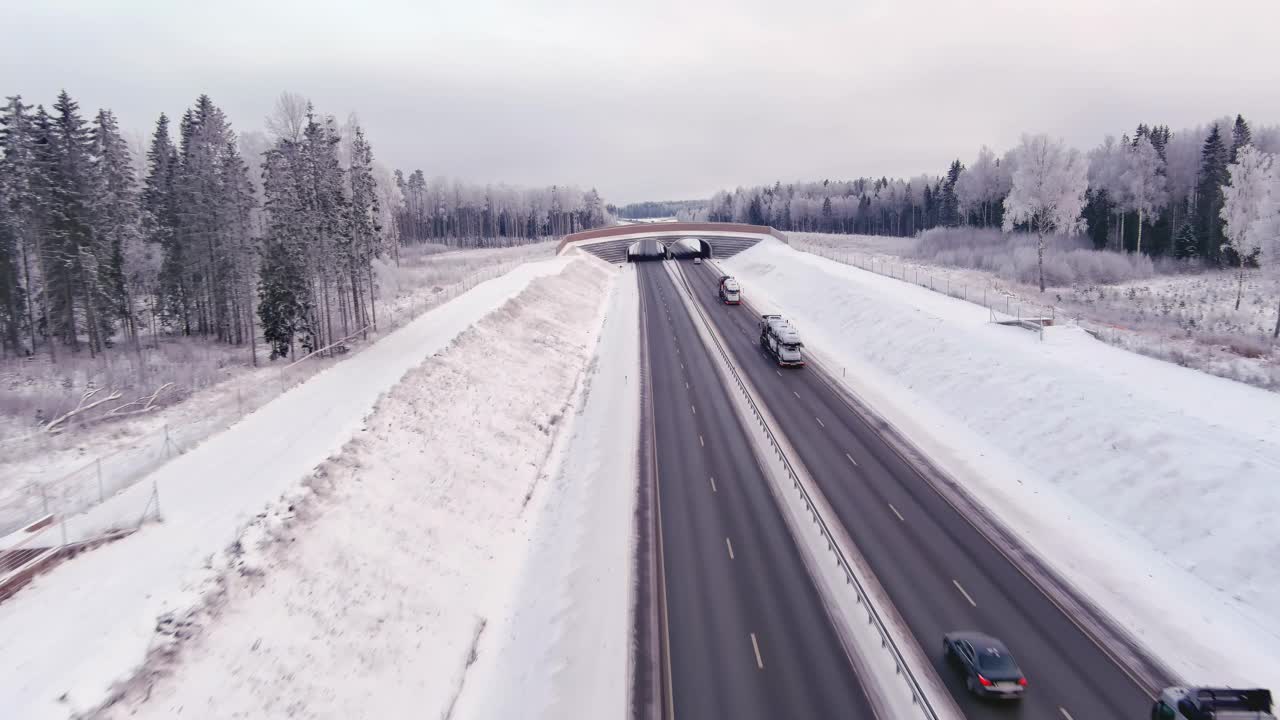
[[678, 257, 1153, 719], [636, 262, 877, 719]]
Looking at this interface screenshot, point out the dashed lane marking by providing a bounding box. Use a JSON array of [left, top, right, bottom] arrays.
[[793, 391, 801, 399], [889, 503, 904, 522], [709, 476, 717, 493], [816, 417, 825, 428], [750, 633, 764, 669], [699, 435, 704, 448], [953, 579, 977, 607], [845, 453, 859, 467], [725, 537, 735, 559]]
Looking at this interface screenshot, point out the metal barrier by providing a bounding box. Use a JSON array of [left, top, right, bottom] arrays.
[[670, 264, 942, 720]]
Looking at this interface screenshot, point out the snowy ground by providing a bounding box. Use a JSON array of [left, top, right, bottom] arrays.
[[454, 264, 639, 720], [100, 258, 614, 720], [0, 243, 552, 537], [790, 231, 1280, 390], [0, 257, 578, 720], [723, 240, 1280, 691]]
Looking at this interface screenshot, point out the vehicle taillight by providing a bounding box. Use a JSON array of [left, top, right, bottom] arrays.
[[1018, 677, 1027, 687], [978, 675, 993, 687]]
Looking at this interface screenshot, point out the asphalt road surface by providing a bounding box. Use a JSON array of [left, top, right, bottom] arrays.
[[636, 262, 876, 720], [680, 258, 1152, 719]]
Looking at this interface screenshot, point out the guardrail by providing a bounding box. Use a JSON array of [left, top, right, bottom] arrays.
[[670, 264, 941, 720]]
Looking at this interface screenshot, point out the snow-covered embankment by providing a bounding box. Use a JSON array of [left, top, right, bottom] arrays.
[[97, 258, 617, 719], [723, 239, 1280, 691]]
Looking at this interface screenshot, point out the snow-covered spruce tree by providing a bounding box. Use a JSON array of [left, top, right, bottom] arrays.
[[1175, 219, 1199, 260], [1221, 145, 1276, 309], [88, 109, 141, 350], [1121, 134, 1168, 255], [1196, 123, 1230, 262], [1231, 114, 1252, 164], [347, 124, 380, 331], [0, 95, 39, 356], [257, 140, 310, 359], [219, 140, 258, 360], [1002, 134, 1090, 292], [140, 113, 184, 334], [39, 92, 107, 355]]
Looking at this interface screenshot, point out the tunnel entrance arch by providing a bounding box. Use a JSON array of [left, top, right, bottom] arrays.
[[559, 222, 788, 264]]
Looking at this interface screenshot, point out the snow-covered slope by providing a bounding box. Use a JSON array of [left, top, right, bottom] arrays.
[[724, 240, 1280, 690], [101, 259, 614, 719], [455, 265, 640, 720], [0, 257, 576, 720]]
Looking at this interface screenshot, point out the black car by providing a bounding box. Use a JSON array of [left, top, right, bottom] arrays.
[[943, 632, 1027, 700]]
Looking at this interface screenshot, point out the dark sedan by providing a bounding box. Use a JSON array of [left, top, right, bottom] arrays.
[[943, 631, 1028, 700]]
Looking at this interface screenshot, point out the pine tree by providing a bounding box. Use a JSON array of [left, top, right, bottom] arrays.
[[1231, 114, 1252, 164], [1195, 124, 1230, 262], [1175, 219, 1199, 259], [941, 159, 963, 227], [39, 92, 103, 354], [0, 96, 39, 356], [347, 125, 380, 331], [88, 109, 140, 347], [141, 113, 187, 333]]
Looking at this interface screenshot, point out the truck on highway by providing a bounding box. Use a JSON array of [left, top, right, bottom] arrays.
[[718, 276, 741, 305], [1152, 687, 1273, 720], [759, 314, 805, 367]]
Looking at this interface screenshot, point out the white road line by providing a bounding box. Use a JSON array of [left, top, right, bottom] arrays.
[[816, 417, 825, 428], [1059, 709, 1073, 720], [750, 633, 764, 669], [888, 503, 904, 522], [680, 362, 684, 369], [775, 370, 782, 377], [691, 404, 696, 415], [792, 391, 801, 399], [685, 382, 689, 389], [725, 537, 735, 559], [709, 476, 717, 493], [845, 453, 859, 467], [699, 435, 705, 448], [953, 579, 977, 607]]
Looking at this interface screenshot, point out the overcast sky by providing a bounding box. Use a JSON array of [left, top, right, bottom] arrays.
[[3, 0, 1279, 205]]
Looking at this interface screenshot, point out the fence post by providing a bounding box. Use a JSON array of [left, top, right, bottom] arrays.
[[163, 424, 172, 458]]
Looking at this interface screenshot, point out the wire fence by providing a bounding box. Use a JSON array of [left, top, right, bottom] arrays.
[[672, 264, 942, 720], [0, 260, 524, 544], [802, 246, 1062, 336]]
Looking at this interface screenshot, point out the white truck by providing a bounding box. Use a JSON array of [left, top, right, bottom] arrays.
[[1152, 687, 1273, 720], [718, 276, 741, 305], [759, 314, 805, 367]]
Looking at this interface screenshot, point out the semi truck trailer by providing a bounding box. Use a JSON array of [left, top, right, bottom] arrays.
[[759, 314, 805, 367], [718, 276, 741, 304]]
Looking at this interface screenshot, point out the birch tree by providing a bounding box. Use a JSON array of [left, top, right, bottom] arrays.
[[1002, 134, 1090, 292], [1221, 145, 1276, 309], [1121, 134, 1167, 255]]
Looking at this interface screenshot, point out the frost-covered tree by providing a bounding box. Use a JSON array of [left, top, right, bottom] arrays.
[[1221, 145, 1276, 309], [0, 96, 41, 356], [956, 146, 1011, 227], [1002, 134, 1090, 292], [1121, 134, 1168, 255]]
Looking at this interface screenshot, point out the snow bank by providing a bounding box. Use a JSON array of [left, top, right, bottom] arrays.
[[724, 240, 1280, 689], [455, 264, 639, 720], [0, 257, 575, 720], [100, 258, 613, 719]]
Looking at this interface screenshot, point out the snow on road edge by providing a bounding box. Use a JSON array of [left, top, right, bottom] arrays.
[[97, 259, 614, 720], [454, 264, 639, 720]]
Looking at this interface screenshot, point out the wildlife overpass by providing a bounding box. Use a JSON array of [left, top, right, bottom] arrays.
[[557, 222, 789, 264]]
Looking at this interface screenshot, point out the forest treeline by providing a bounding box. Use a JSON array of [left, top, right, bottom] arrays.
[[0, 91, 612, 363]]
